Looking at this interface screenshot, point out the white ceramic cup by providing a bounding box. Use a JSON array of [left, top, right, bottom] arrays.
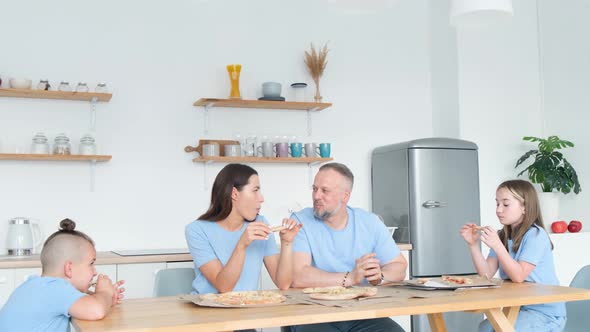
[[202, 143, 220, 157], [224, 144, 242, 157]]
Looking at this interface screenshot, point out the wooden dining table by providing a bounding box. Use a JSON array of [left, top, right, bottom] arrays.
[[73, 282, 590, 332]]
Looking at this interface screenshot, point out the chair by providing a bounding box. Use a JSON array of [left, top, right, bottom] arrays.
[[564, 265, 590, 332], [153, 268, 195, 297]]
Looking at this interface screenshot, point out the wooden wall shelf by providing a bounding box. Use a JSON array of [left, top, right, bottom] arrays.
[[194, 98, 331, 111], [0, 88, 112, 102], [0, 153, 112, 162], [193, 156, 333, 164]]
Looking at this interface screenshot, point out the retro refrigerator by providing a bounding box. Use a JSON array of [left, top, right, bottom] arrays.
[[371, 138, 482, 332]]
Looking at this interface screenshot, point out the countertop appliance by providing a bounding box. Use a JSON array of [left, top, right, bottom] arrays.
[[372, 137, 482, 332], [6, 217, 42, 256]]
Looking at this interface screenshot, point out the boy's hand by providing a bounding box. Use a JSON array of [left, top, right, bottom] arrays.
[[112, 280, 125, 305], [94, 274, 115, 300]]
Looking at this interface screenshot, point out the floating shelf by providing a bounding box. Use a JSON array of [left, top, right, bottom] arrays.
[[0, 153, 112, 162], [193, 156, 333, 164], [194, 98, 331, 111], [0, 88, 112, 102]]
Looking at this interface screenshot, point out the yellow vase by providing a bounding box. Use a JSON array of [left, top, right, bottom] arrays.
[[227, 64, 242, 99]]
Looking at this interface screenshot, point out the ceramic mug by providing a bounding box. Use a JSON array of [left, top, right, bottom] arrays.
[[290, 142, 303, 158], [257, 141, 275, 158], [224, 144, 242, 157], [202, 143, 220, 157], [304, 143, 319, 157], [275, 142, 289, 157], [319, 143, 331, 158]]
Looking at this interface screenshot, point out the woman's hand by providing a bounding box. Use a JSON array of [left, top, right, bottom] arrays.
[[238, 221, 270, 248], [480, 226, 502, 251], [278, 218, 302, 244], [460, 223, 480, 246]]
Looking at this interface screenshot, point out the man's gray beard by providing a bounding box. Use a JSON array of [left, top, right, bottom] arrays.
[[313, 209, 333, 220]]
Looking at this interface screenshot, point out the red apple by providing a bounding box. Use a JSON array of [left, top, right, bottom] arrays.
[[551, 221, 568, 233], [568, 220, 583, 233]]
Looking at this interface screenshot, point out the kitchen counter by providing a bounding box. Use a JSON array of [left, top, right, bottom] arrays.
[[0, 243, 412, 269]]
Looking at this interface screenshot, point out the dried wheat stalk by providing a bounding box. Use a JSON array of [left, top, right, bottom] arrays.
[[304, 43, 329, 102]]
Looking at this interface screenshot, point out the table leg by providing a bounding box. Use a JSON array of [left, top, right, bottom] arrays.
[[503, 306, 520, 325], [427, 313, 447, 332], [484, 308, 515, 332]]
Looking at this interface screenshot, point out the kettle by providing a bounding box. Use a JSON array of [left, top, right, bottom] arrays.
[[6, 217, 43, 256]]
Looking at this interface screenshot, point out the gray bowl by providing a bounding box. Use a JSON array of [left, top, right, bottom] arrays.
[[262, 82, 282, 97]]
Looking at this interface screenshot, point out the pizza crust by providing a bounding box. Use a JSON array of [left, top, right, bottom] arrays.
[[270, 225, 287, 232]]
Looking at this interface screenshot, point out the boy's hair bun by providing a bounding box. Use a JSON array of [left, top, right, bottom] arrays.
[[59, 218, 76, 232]]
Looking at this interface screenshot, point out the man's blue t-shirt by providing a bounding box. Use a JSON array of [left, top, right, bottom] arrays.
[[0, 275, 85, 332], [291, 206, 401, 278], [185, 215, 279, 294], [489, 225, 565, 317]]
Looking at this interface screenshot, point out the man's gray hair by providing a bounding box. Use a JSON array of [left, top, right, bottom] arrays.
[[319, 162, 354, 189]]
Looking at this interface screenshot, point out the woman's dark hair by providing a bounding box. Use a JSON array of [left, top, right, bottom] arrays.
[[198, 163, 258, 222], [43, 218, 95, 248]]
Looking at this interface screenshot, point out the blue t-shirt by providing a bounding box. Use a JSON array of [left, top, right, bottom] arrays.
[[291, 206, 401, 278], [0, 275, 85, 332], [185, 215, 279, 294], [489, 225, 565, 317]]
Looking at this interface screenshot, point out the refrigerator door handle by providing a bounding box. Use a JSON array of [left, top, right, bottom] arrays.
[[422, 200, 448, 209]]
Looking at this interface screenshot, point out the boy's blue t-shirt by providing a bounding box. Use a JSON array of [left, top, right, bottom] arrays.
[[489, 224, 565, 317], [0, 275, 85, 332], [185, 215, 279, 294], [291, 206, 401, 277]]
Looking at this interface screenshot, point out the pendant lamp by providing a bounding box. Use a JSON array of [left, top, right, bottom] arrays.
[[450, 0, 513, 28]]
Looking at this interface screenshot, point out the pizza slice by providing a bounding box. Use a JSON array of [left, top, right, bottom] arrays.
[[269, 225, 287, 232], [441, 275, 474, 285], [306, 287, 378, 301], [471, 225, 484, 234], [201, 290, 286, 306], [302, 286, 346, 294]]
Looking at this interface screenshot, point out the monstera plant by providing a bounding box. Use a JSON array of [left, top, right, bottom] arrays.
[[515, 136, 581, 194]]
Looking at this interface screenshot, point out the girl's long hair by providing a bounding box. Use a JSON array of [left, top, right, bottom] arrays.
[[198, 163, 258, 222], [497, 179, 553, 252]]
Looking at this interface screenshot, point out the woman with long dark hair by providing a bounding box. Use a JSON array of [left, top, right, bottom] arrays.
[[185, 163, 301, 294]]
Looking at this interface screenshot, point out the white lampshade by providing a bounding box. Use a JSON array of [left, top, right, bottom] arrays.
[[450, 0, 513, 28]]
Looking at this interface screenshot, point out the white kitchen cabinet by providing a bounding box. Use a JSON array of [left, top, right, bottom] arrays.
[[116, 262, 166, 299], [0, 269, 15, 307]]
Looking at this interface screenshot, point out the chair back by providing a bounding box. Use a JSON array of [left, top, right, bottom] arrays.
[[564, 265, 590, 332], [153, 268, 195, 297]]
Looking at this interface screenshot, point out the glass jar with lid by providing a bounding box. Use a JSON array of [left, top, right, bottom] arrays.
[[37, 80, 50, 91], [31, 132, 50, 154], [95, 82, 108, 93], [75, 82, 89, 93], [53, 133, 71, 155], [58, 82, 71, 92], [79, 134, 97, 155]]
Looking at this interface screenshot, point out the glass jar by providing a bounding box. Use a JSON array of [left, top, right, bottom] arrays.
[[37, 80, 50, 91], [79, 134, 97, 155], [53, 134, 71, 155], [58, 82, 71, 92], [95, 82, 108, 93], [76, 82, 89, 93], [31, 132, 50, 154]]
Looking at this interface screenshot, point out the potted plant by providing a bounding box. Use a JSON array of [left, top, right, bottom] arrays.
[[515, 135, 581, 222]]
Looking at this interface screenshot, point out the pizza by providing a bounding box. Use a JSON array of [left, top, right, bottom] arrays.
[[442, 275, 474, 285], [304, 286, 378, 301], [270, 225, 287, 232], [201, 290, 286, 306], [471, 225, 484, 234]]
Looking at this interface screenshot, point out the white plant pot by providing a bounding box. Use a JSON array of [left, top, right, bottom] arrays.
[[538, 192, 560, 223]]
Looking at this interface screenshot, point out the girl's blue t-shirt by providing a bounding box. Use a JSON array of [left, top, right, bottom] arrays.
[[489, 225, 565, 317], [185, 215, 278, 294]]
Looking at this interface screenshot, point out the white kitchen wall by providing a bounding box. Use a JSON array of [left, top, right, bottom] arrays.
[[0, 0, 433, 251]]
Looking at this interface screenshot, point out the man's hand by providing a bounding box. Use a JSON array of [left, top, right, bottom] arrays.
[[351, 253, 381, 286]]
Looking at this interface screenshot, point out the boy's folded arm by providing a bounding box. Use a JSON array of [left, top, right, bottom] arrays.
[[69, 291, 112, 320]]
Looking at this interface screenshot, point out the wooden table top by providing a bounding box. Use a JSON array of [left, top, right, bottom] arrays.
[[73, 282, 590, 332]]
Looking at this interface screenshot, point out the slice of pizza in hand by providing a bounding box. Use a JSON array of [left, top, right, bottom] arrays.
[[270, 225, 287, 232]]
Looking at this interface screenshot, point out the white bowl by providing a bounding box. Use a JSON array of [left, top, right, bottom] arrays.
[[262, 82, 282, 97], [10, 78, 32, 89]]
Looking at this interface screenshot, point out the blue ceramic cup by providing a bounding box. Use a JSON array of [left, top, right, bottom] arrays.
[[290, 142, 303, 157], [319, 143, 331, 158]]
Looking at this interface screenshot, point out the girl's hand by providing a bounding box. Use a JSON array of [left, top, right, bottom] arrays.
[[480, 226, 502, 251], [278, 218, 302, 244], [238, 221, 270, 248], [460, 223, 481, 246]]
